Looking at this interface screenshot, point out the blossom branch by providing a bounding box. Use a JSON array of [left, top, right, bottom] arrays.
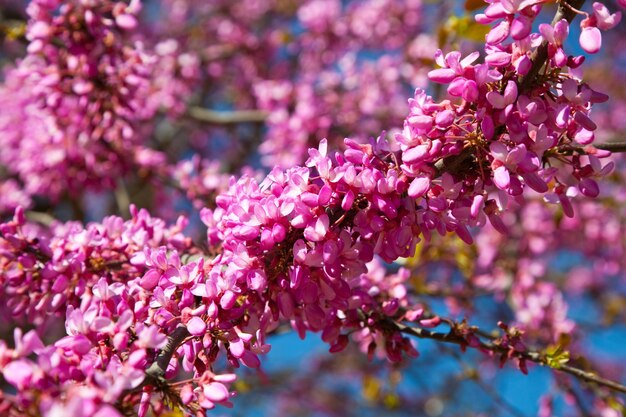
[[388, 319, 626, 395]]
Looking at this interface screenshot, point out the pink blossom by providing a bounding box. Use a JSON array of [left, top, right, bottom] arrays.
[[579, 27, 602, 54]]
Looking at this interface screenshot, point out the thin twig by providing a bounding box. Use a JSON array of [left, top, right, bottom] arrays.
[[114, 179, 131, 218], [24, 211, 55, 226], [594, 142, 626, 153], [389, 320, 626, 395], [185, 107, 267, 125]]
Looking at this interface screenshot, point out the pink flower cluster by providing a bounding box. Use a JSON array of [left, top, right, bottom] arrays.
[[0, 0, 197, 203], [0, 0, 152, 199], [0, 206, 190, 327], [421, 1, 619, 218], [0, 207, 243, 416]]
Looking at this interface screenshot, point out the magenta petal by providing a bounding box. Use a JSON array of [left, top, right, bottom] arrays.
[[487, 91, 505, 109], [471, 195, 484, 218], [539, 23, 555, 43], [403, 144, 430, 163], [462, 80, 479, 102], [277, 291, 295, 318], [272, 223, 286, 242], [511, 16, 531, 40], [574, 111, 597, 131], [579, 177, 600, 197], [435, 110, 454, 128], [522, 172, 549, 193], [187, 316, 207, 336], [481, 116, 495, 139], [485, 2, 506, 18], [408, 176, 430, 198], [317, 184, 332, 206], [214, 373, 237, 383], [493, 166, 511, 190], [304, 304, 326, 330], [247, 270, 267, 291], [489, 213, 509, 234], [116, 13, 138, 30], [486, 20, 510, 44], [204, 382, 230, 402], [427, 68, 457, 83], [140, 269, 160, 290], [579, 27, 602, 54], [554, 19, 570, 43], [341, 190, 355, 211], [229, 338, 245, 358], [3, 360, 33, 389], [485, 51, 512, 67], [55, 334, 92, 354], [407, 114, 433, 130], [234, 225, 259, 240], [515, 55, 531, 75], [128, 349, 147, 368], [447, 77, 466, 96], [555, 104, 570, 128], [503, 80, 518, 103], [574, 128, 594, 145], [241, 350, 261, 368]]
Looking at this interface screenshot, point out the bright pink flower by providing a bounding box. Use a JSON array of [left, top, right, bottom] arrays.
[[579, 27, 602, 54]]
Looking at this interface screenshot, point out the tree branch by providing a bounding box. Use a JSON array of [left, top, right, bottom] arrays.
[[518, 0, 586, 93], [389, 320, 626, 395], [594, 142, 626, 153], [185, 107, 267, 125], [114, 178, 131, 218], [145, 326, 190, 380], [24, 210, 55, 226]]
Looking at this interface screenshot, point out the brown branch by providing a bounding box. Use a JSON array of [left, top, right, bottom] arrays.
[[518, 0, 586, 93], [145, 326, 190, 380], [185, 107, 267, 125], [114, 179, 131, 218], [553, 361, 626, 395], [389, 320, 626, 395], [24, 211, 56, 226], [594, 142, 626, 153]]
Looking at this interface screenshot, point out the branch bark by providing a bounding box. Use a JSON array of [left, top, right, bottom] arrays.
[[594, 142, 626, 153], [24, 210, 55, 226], [145, 326, 190, 380], [185, 107, 267, 125]]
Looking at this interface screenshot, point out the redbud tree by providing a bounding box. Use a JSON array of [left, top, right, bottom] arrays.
[[1, 0, 626, 416]]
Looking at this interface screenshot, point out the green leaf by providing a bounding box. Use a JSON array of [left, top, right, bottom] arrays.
[[545, 344, 570, 369], [446, 15, 490, 42]]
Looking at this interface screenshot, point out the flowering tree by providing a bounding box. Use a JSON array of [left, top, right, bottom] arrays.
[[1, 0, 626, 416]]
